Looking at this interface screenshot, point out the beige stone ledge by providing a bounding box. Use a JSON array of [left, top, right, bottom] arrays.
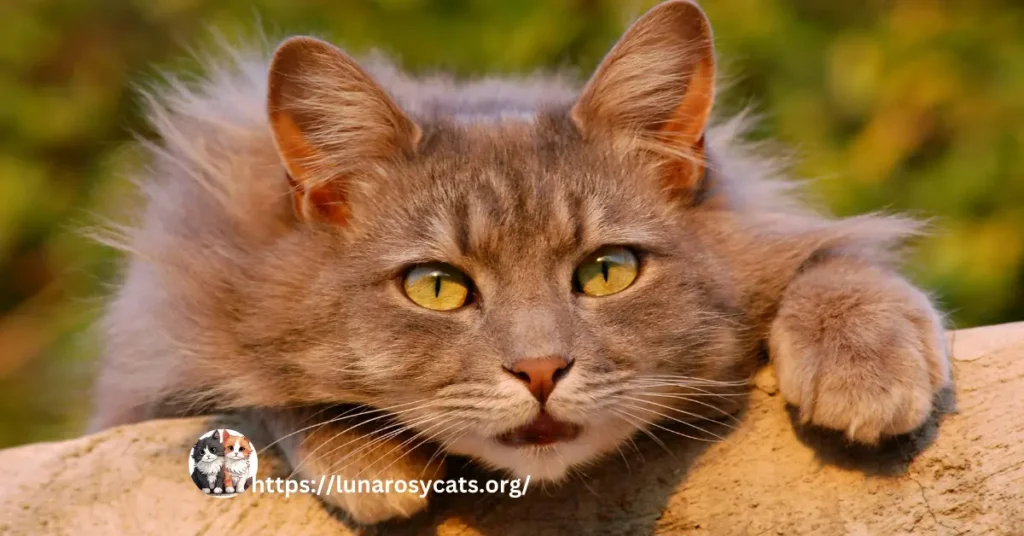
[[1, 323, 1022, 535]]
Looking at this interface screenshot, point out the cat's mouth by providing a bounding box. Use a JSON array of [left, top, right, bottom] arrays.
[[496, 412, 581, 447]]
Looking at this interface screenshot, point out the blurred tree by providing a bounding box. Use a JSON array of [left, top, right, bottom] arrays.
[[0, 0, 1021, 446]]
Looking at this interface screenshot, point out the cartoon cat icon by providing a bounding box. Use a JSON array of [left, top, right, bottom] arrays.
[[220, 430, 254, 493], [190, 431, 226, 494]]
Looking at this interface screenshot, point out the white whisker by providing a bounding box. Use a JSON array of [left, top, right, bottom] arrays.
[[617, 395, 738, 431], [618, 402, 724, 442], [609, 408, 677, 459], [260, 398, 436, 454]]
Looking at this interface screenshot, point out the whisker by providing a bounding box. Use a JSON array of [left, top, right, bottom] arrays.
[[313, 425, 411, 477], [358, 417, 467, 480], [293, 403, 358, 429], [314, 412, 452, 479], [378, 420, 472, 481], [617, 395, 738, 431], [283, 402, 440, 477], [421, 419, 475, 478], [633, 392, 744, 424], [260, 398, 436, 454], [625, 435, 645, 463], [419, 433, 458, 480], [307, 417, 426, 478], [631, 375, 752, 386], [614, 444, 632, 472], [609, 408, 676, 460], [618, 402, 724, 442], [625, 380, 749, 402]]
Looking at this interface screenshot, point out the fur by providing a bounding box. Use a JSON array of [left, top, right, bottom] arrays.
[[220, 430, 253, 493], [190, 432, 225, 494], [90, 0, 949, 525]]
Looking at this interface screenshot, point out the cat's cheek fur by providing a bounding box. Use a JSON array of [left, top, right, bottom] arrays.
[[769, 257, 951, 443]]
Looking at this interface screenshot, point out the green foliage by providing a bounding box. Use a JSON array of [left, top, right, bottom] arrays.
[[0, 0, 1021, 446]]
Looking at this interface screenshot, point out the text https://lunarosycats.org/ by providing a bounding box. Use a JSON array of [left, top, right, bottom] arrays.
[[252, 474, 532, 499], [188, 427, 530, 499]]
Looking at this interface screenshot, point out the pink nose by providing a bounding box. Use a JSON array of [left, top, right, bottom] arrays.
[[506, 356, 573, 403]]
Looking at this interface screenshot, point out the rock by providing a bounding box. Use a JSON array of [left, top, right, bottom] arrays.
[[2, 323, 1023, 535]]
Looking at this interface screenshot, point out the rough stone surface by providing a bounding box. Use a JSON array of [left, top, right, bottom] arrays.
[[1, 323, 1022, 535]]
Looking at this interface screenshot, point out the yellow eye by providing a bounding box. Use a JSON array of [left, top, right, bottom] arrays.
[[574, 246, 639, 297], [403, 263, 472, 311]]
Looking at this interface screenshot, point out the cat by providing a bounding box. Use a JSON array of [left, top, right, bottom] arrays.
[[190, 432, 226, 494], [220, 430, 254, 494], [88, 0, 951, 525]]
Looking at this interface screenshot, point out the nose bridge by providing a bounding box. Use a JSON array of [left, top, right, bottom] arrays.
[[509, 305, 566, 363], [490, 293, 571, 367]]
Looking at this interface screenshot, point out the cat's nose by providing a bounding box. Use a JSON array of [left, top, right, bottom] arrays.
[[505, 356, 573, 404]]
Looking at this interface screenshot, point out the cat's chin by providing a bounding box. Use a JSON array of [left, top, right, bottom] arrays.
[[445, 415, 638, 482]]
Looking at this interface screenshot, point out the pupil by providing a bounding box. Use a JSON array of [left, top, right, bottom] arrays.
[[434, 275, 442, 297], [601, 260, 610, 282]]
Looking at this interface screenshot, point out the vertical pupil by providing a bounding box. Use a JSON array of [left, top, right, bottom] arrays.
[[601, 260, 610, 282], [434, 275, 442, 297]]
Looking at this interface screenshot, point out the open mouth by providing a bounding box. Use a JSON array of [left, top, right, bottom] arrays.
[[496, 412, 582, 447]]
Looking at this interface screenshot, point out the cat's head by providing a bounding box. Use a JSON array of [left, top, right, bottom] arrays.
[[221, 431, 253, 461], [242, 0, 752, 480], [194, 433, 225, 463]]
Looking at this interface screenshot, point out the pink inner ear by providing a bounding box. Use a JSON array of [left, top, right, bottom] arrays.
[[659, 50, 715, 193], [304, 181, 351, 224], [570, 0, 716, 197], [267, 36, 422, 227], [661, 48, 715, 150]]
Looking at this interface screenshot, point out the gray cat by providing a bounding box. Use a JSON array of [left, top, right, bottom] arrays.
[[189, 432, 225, 494], [89, 0, 950, 524]]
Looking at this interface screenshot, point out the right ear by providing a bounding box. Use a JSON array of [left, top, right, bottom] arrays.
[[571, 0, 715, 200], [267, 37, 421, 224]]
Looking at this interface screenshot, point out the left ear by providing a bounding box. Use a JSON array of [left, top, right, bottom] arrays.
[[571, 0, 715, 198], [267, 36, 421, 224]]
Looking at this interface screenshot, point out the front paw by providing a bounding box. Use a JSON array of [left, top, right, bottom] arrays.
[[261, 408, 444, 525], [326, 485, 432, 526], [770, 265, 951, 443]]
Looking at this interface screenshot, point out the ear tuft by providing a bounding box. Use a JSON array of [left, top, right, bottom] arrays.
[[267, 37, 420, 224], [572, 0, 715, 197]]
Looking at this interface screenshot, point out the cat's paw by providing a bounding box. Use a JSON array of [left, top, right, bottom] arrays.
[[325, 483, 432, 525], [262, 408, 445, 524], [213, 487, 222, 494], [202, 488, 211, 494], [770, 263, 951, 443], [300, 442, 439, 524], [225, 486, 234, 493]]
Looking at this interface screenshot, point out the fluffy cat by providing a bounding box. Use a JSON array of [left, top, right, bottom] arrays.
[[220, 430, 254, 493], [190, 432, 225, 494], [90, 0, 951, 524]]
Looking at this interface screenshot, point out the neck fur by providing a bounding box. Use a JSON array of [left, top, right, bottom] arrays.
[[196, 458, 223, 475], [226, 457, 249, 475]]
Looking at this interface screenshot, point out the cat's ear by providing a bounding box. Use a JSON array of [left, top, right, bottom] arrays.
[[571, 0, 715, 198], [267, 37, 422, 224]]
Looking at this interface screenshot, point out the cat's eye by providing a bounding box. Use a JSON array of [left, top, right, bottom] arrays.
[[403, 263, 472, 311], [574, 246, 639, 297]]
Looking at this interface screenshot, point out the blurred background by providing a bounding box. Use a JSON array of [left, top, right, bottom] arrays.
[[0, 0, 1021, 448]]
